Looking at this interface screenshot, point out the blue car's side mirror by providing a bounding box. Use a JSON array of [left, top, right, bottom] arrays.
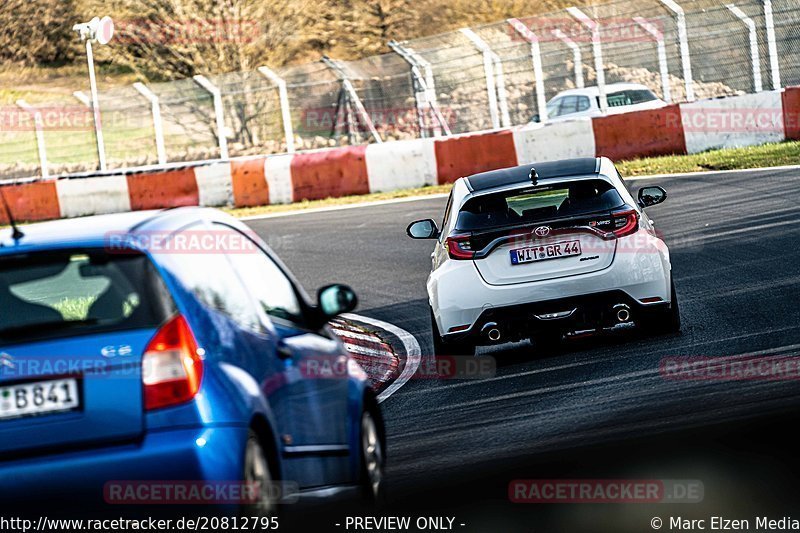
[[317, 284, 358, 319]]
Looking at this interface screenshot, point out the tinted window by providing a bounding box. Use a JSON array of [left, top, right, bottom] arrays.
[[220, 226, 304, 326], [546, 97, 562, 117], [455, 180, 625, 231], [166, 225, 262, 332], [558, 95, 579, 115], [576, 96, 591, 111], [600, 89, 658, 108], [0, 250, 174, 345]]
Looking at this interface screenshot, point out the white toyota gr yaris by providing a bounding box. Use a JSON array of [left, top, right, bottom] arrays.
[[407, 157, 680, 356]]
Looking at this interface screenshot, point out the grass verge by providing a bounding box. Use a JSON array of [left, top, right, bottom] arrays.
[[225, 185, 452, 218], [616, 140, 800, 176], [226, 140, 800, 218]]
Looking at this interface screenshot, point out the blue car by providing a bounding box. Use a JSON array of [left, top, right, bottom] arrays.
[[0, 207, 385, 513]]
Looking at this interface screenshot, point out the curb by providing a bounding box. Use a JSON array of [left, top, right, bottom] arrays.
[[329, 318, 402, 394]]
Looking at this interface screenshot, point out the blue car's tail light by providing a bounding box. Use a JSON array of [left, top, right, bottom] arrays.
[[142, 314, 204, 411]]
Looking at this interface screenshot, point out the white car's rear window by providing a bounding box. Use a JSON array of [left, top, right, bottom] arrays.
[[456, 180, 625, 231], [602, 89, 658, 108]]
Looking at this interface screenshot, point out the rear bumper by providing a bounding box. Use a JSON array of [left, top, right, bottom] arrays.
[[448, 290, 670, 343], [0, 426, 249, 505]]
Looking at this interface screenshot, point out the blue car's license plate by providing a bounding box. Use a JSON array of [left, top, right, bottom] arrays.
[[0, 378, 80, 421]]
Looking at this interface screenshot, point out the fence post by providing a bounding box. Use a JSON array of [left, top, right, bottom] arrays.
[[406, 48, 444, 129], [726, 4, 762, 93], [551, 29, 585, 89], [460, 28, 511, 129], [660, 0, 695, 101], [388, 41, 452, 137], [567, 7, 607, 113], [410, 48, 453, 136], [15, 100, 48, 179], [388, 41, 431, 137], [763, 0, 781, 90], [73, 90, 91, 107], [192, 75, 229, 160], [508, 18, 548, 123], [321, 56, 383, 143], [257, 66, 296, 153], [133, 82, 167, 164], [634, 16, 672, 102]]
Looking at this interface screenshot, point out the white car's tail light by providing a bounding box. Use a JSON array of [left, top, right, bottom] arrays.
[[610, 209, 639, 238], [446, 233, 475, 260]]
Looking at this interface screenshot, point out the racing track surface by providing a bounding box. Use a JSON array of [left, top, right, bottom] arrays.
[[247, 168, 800, 531]]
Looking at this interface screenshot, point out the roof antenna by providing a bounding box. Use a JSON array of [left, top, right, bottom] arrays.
[[529, 167, 538, 186], [0, 187, 25, 242]]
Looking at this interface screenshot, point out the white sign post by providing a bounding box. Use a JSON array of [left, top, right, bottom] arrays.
[[72, 16, 114, 171]]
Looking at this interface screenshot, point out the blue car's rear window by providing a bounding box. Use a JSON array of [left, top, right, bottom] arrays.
[[0, 249, 175, 346]]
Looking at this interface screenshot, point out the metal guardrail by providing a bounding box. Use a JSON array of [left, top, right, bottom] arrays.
[[1, 0, 798, 180]]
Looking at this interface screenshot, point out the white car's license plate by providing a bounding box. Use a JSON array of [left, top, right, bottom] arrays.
[[0, 378, 80, 421], [510, 240, 582, 265]]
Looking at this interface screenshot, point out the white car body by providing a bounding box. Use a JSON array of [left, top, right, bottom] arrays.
[[410, 157, 677, 353], [537, 83, 667, 123]]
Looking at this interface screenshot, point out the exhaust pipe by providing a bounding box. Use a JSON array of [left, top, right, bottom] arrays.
[[612, 304, 631, 323], [481, 322, 502, 342]]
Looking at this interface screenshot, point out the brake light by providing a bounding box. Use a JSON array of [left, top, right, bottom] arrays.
[[143, 314, 204, 410], [446, 233, 475, 260], [611, 209, 639, 238]]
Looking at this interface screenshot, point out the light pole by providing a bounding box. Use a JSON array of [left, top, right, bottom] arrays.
[[72, 16, 114, 171]]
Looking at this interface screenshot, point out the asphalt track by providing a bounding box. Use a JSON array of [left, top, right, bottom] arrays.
[[247, 167, 800, 531]]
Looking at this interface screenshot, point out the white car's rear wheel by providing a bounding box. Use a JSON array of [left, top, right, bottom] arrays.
[[641, 281, 681, 334]]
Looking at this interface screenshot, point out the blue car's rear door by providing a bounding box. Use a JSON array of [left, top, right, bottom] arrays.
[[218, 225, 349, 446], [219, 225, 351, 484]]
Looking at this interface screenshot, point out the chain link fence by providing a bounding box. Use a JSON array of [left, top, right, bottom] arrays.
[[2, 0, 799, 180]]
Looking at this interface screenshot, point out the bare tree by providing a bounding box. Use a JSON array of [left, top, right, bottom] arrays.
[[83, 0, 337, 80], [0, 0, 77, 65]]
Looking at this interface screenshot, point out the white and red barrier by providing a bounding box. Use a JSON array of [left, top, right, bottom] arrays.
[[3, 87, 799, 225]]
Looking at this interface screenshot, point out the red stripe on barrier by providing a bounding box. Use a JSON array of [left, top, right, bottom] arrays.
[[231, 158, 269, 207], [0, 181, 61, 224], [593, 105, 686, 160], [434, 130, 517, 185], [290, 146, 369, 202], [126, 168, 199, 211], [782, 87, 800, 141]]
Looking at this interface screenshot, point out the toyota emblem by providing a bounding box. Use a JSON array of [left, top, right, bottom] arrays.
[[534, 226, 551, 237]]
